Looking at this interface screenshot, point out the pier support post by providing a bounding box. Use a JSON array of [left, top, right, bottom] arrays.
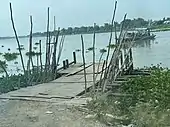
[[73, 52, 76, 64], [129, 48, 133, 70], [63, 60, 66, 69], [66, 59, 69, 68]]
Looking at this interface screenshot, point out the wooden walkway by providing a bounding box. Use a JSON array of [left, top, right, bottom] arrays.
[[0, 63, 104, 103]]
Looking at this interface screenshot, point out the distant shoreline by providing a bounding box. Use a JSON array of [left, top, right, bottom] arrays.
[[1, 28, 170, 40]]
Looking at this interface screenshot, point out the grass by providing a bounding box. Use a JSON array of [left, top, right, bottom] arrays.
[[3, 53, 19, 61], [86, 66, 170, 127]]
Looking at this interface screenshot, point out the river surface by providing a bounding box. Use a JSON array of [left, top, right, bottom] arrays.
[[0, 31, 170, 75]]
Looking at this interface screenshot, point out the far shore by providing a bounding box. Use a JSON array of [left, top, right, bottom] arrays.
[[1, 28, 170, 40]]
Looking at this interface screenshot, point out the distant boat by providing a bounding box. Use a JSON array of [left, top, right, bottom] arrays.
[[118, 28, 156, 42]]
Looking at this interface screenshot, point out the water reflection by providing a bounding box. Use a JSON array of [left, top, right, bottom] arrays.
[[133, 39, 155, 48]]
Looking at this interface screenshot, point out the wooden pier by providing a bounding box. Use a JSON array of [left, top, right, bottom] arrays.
[[0, 62, 104, 103]]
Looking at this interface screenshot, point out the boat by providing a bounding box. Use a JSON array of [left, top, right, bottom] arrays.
[[120, 28, 156, 42]]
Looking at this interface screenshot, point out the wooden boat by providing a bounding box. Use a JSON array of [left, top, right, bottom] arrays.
[[119, 28, 156, 42]]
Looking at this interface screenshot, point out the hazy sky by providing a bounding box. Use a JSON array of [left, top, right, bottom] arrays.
[[0, 0, 170, 36]]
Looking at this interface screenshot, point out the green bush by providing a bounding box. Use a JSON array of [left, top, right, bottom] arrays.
[[3, 53, 19, 61], [87, 66, 170, 126], [121, 68, 170, 109], [0, 60, 7, 73], [25, 51, 42, 56]]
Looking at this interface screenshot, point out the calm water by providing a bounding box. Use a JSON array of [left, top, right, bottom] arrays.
[[0, 31, 170, 75]]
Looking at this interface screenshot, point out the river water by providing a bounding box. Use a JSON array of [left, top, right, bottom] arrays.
[[0, 31, 170, 75]]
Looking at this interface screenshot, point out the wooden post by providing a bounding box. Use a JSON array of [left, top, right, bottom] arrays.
[[39, 40, 43, 75], [129, 48, 133, 62], [99, 60, 106, 91], [73, 52, 76, 64], [45, 7, 50, 72], [9, 3, 26, 74], [120, 51, 123, 67], [63, 60, 66, 69], [129, 48, 134, 73], [92, 23, 96, 92], [66, 59, 69, 68], [81, 35, 87, 94]]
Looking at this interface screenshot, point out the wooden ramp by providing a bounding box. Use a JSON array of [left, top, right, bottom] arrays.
[[0, 63, 104, 102]]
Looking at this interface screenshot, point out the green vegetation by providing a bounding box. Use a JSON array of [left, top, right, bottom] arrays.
[[35, 42, 40, 45], [14, 61, 18, 64], [107, 44, 117, 49], [25, 51, 41, 56], [0, 71, 62, 93], [100, 48, 107, 53], [0, 60, 7, 73], [33, 47, 38, 50], [30, 17, 170, 37], [75, 49, 81, 52], [87, 47, 94, 51], [3, 53, 19, 61], [87, 66, 170, 126], [16, 47, 25, 50]]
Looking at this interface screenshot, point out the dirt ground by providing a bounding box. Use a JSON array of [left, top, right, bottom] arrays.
[[0, 99, 107, 127]]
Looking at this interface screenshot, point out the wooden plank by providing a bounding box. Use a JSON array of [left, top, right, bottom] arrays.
[[52, 81, 93, 83], [66, 63, 93, 76], [10, 95, 74, 99]]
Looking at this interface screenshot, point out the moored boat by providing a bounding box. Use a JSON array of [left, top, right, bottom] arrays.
[[119, 28, 156, 42]]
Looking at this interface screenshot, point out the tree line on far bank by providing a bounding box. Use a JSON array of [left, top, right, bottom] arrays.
[[31, 17, 170, 37]]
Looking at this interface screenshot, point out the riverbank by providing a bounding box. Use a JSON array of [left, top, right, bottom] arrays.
[[1, 27, 170, 40], [86, 66, 170, 127]]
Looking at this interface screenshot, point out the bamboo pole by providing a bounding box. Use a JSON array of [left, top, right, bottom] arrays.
[[45, 7, 50, 72], [114, 22, 118, 44], [36, 54, 39, 71], [81, 35, 87, 94], [98, 60, 106, 91], [28, 16, 33, 73], [109, 18, 127, 81], [102, 14, 127, 92], [0, 63, 9, 77], [52, 27, 60, 74], [9, 3, 26, 74], [104, 1, 117, 73], [101, 1, 117, 92], [53, 16, 56, 33], [96, 52, 104, 77], [92, 23, 96, 92], [56, 35, 65, 69], [39, 40, 43, 75], [48, 32, 52, 67], [54, 35, 65, 78], [114, 33, 137, 80]]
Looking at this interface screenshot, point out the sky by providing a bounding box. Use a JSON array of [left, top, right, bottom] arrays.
[[0, 0, 170, 36]]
